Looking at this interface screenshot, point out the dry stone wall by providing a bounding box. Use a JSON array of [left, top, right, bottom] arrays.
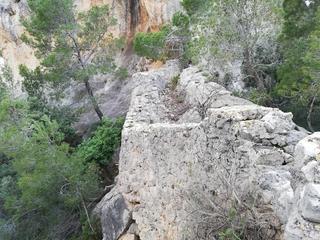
[[97, 64, 320, 240]]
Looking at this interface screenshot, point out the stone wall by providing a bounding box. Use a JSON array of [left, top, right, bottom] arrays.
[[97, 64, 320, 240]]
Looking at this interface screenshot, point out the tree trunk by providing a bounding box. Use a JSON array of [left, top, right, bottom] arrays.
[[243, 47, 265, 89], [307, 96, 316, 133], [84, 79, 104, 121]]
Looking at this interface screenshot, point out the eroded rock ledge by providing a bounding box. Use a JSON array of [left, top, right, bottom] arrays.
[[96, 62, 320, 240]]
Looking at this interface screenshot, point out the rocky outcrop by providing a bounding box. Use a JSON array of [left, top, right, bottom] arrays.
[[0, 0, 28, 40], [97, 64, 320, 239], [95, 188, 133, 240]]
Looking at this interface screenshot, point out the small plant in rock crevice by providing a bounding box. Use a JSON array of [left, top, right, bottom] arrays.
[[77, 117, 124, 167], [170, 75, 180, 91]]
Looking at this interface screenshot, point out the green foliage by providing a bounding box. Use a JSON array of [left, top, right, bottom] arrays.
[[170, 75, 180, 91], [133, 27, 169, 60], [0, 65, 14, 92], [19, 65, 45, 100], [21, 0, 118, 120], [183, 0, 282, 89], [81, 215, 102, 240], [172, 12, 190, 29], [22, 1, 117, 82], [233, 89, 274, 107], [281, 0, 319, 40], [133, 10, 191, 64], [218, 228, 241, 240], [19, 64, 79, 143], [276, 1, 320, 131], [78, 118, 124, 167], [114, 67, 129, 80], [276, 0, 316, 93], [22, 0, 74, 56], [181, 0, 206, 15], [0, 95, 101, 239]]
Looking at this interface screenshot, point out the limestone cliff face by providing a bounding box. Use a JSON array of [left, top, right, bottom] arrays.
[[0, 0, 38, 95], [76, 0, 181, 36]]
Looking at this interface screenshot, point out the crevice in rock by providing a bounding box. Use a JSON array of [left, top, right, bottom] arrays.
[[118, 217, 134, 239], [125, 0, 140, 36], [162, 87, 191, 122]]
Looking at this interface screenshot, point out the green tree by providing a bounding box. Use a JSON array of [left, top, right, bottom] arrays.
[[181, 0, 206, 15], [300, 9, 320, 131], [185, 0, 282, 89], [0, 93, 102, 239], [0, 91, 26, 239], [20, 0, 118, 120], [277, 0, 315, 91], [133, 27, 170, 60], [0, 64, 14, 93], [276, 0, 320, 131]]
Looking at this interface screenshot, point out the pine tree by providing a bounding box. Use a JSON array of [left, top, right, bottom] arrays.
[[20, 0, 118, 120], [277, 0, 320, 131]]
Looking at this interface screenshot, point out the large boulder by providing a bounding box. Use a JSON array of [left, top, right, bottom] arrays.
[[94, 188, 132, 240]]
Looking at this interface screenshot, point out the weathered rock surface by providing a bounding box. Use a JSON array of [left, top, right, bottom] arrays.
[[76, 0, 181, 36], [300, 183, 320, 223], [97, 64, 320, 239], [295, 132, 320, 168], [0, 0, 38, 95]]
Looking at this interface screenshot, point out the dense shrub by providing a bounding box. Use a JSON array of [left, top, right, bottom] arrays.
[[181, 0, 206, 15], [172, 12, 190, 29], [78, 118, 124, 167], [133, 27, 169, 60], [0, 94, 103, 239]]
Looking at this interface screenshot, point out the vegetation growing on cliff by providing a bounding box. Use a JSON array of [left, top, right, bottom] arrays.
[[78, 117, 124, 167], [20, 0, 119, 120], [133, 27, 169, 60], [276, 0, 320, 131], [0, 88, 122, 239], [133, 11, 190, 64]]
